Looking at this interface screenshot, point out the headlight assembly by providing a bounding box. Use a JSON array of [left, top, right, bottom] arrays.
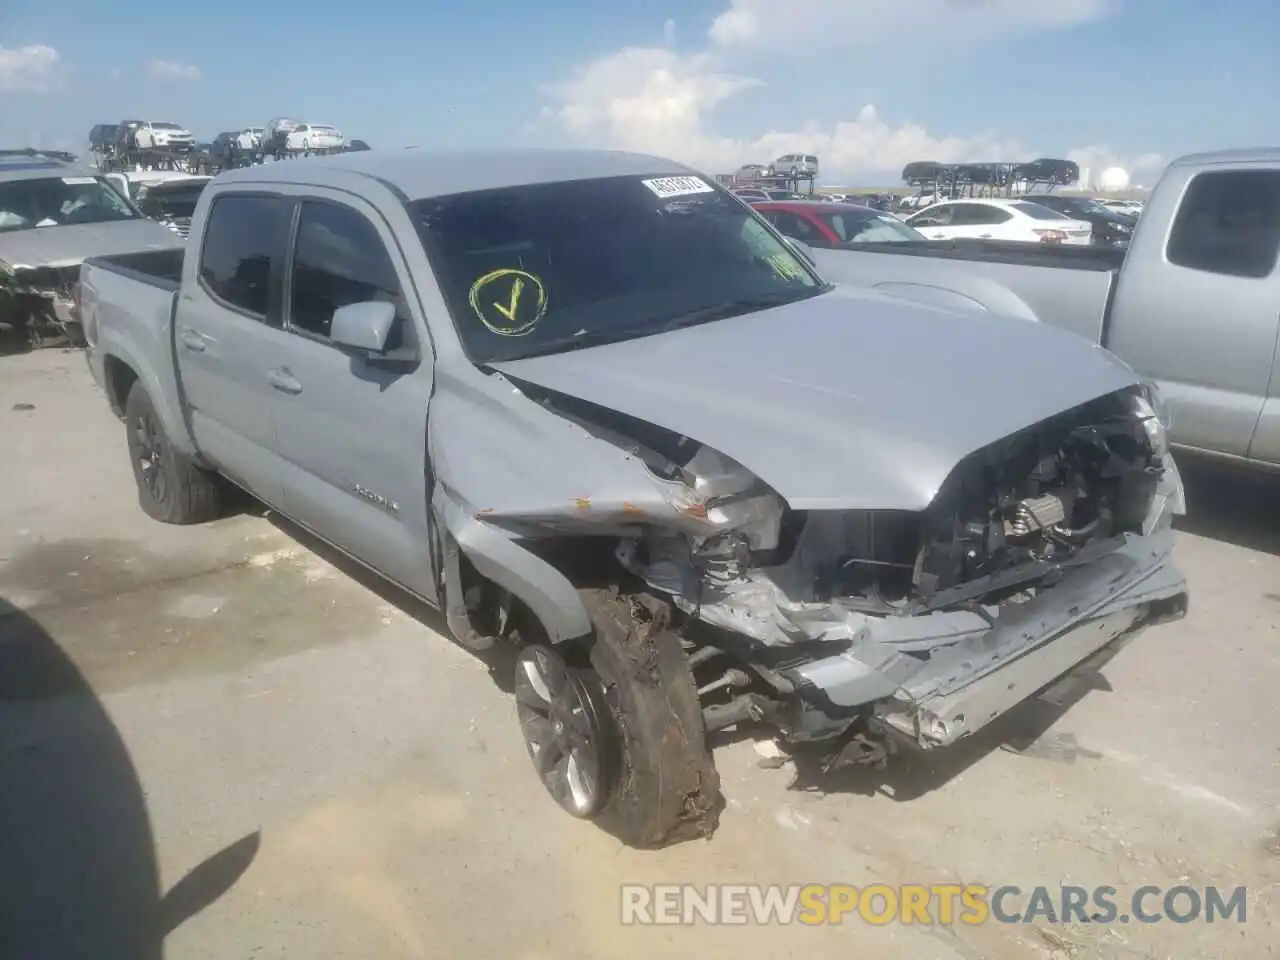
[[1130, 382, 1172, 458]]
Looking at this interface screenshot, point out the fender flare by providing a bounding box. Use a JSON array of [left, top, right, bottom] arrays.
[[432, 489, 593, 644], [96, 332, 201, 461]]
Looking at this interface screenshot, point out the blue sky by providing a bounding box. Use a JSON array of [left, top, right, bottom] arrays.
[[1, 0, 1275, 184]]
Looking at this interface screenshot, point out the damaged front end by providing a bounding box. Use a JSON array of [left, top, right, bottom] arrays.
[[585, 383, 1188, 754], [0, 262, 81, 351]]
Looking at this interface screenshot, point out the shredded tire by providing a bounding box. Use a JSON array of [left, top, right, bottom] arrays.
[[124, 381, 223, 525], [581, 589, 722, 848]]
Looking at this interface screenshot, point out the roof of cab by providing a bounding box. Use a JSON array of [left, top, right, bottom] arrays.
[[0, 155, 100, 184], [1169, 146, 1280, 168], [211, 148, 694, 200]]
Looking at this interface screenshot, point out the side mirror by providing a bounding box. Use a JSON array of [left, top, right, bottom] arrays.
[[785, 236, 816, 266], [331, 301, 396, 355]]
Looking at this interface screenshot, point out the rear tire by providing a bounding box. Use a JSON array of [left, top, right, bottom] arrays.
[[124, 381, 223, 524]]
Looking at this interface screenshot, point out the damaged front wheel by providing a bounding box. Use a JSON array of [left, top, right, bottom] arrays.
[[514, 645, 615, 818], [512, 592, 722, 847]]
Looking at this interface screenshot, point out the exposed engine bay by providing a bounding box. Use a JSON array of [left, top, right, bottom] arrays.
[[476, 374, 1185, 759], [0, 264, 80, 351], [605, 387, 1170, 648]]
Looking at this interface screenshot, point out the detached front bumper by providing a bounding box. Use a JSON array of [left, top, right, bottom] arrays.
[[786, 527, 1187, 749]]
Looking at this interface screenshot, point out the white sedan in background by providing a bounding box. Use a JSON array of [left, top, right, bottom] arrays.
[[906, 197, 1093, 245], [285, 123, 344, 152]]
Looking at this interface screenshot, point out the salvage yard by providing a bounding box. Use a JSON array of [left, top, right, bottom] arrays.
[[2, 348, 1278, 959]]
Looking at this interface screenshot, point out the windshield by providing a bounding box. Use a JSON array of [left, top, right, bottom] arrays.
[[0, 175, 139, 233], [411, 173, 822, 363], [821, 211, 923, 243], [151, 122, 182, 130], [1011, 201, 1069, 220]]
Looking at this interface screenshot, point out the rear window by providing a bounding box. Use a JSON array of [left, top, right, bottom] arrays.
[[1011, 202, 1069, 220], [138, 183, 209, 220], [198, 194, 287, 319], [1166, 170, 1280, 279]]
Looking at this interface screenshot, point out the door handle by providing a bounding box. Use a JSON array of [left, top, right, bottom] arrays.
[[179, 329, 206, 352], [978, 233, 993, 239], [268, 367, 303, 395]]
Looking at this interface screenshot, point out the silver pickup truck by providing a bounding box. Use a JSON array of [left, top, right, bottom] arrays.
[[81, 150, 1188, 848], [807, 147, 1280, 472]]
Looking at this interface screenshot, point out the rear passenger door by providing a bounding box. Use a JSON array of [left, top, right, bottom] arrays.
[[1106, 166, 1280, 461], [268, 193, 439, 599], [948, 203, 1014, 240], [177, 192, 292, 508], [908, 204, 958, 239]]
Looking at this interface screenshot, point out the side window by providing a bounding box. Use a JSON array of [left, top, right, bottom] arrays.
[[1166, 170, 1280, 279], [914, 205, 954, 227], [950, 204, 1007, 225], [199, 194, 286, 319], [288, 201, 405, 340], [772, 212, 817, 241]]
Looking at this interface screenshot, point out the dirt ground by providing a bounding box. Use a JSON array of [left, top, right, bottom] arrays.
[[2, 349, 1277, 959]]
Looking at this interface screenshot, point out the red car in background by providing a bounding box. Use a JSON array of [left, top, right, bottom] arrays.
[[751, 200, 925, 247]]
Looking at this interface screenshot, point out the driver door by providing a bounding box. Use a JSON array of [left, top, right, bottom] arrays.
[[267, 191, 439, 600]]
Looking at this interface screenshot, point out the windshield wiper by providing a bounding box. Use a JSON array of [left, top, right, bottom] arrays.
[[650, 287, 827, 335], [503, 288, 828, 361], [507, 326, 647, 360]]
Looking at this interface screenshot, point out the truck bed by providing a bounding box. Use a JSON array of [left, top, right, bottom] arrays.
[[84, 247, 185, 292], [810, 240, 1126, 345]]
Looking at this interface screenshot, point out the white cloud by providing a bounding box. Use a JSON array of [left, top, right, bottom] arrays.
[[542, 0, 1158, 184], [1067, 144, 1166, 185], [0, 44, 61, 92], [708, 0, 1113, 52], [148, 59, 201, 82]]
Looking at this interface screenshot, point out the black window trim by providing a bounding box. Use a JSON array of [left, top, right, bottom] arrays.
[[196, 189, 290, 326], [1164, 167, 1280, 280], [280, 193, 423, 360]]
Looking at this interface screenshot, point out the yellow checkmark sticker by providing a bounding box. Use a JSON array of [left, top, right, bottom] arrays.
[[493, 276, 524, 323], [468, 268, 547, 336]]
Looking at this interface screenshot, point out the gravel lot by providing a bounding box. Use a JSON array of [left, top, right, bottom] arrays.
[[2, 348, 1277, 959]]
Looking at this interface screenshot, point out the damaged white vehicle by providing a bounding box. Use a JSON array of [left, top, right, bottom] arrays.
[[82, 150, 1188, 848]]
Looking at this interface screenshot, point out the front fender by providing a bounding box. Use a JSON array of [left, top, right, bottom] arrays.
[[433, 487, 593, 643]]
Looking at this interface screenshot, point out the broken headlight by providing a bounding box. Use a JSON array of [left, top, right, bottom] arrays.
[[1130, 381, 1171, 461]]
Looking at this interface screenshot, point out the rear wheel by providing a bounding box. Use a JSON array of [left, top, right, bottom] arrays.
[[124, 382, 223, 524], [513, 591, 721, 848]]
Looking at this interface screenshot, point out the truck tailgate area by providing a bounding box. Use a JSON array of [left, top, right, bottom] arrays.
[[811, 241, 1121, 344]]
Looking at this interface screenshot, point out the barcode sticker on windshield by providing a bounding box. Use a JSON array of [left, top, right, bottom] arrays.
[[61, 176, 97, 185], [641, 176, 714, 199]]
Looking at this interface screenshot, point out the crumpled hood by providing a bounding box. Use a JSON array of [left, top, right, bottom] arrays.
[[493, 287, 1139, 511], [0, 219, 182, 271]]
